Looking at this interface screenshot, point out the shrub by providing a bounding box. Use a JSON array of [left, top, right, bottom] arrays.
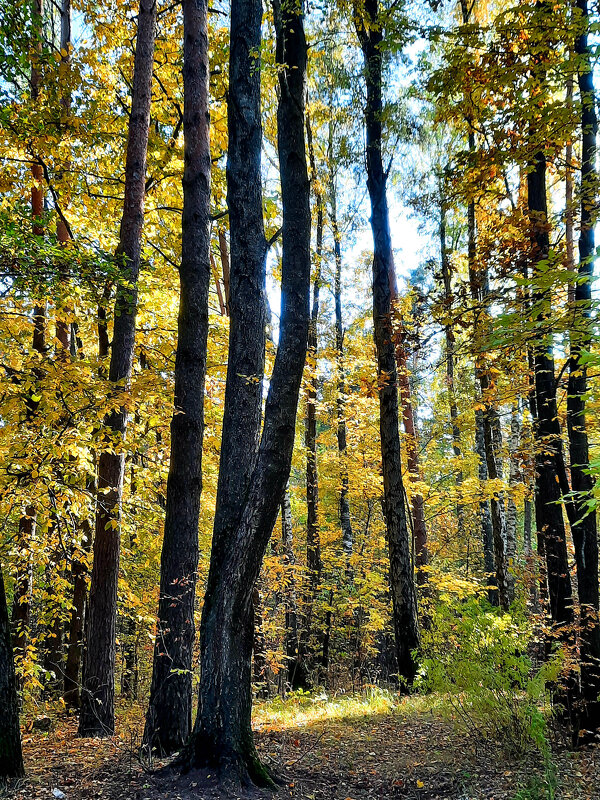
[[418, 596, 562, 758]]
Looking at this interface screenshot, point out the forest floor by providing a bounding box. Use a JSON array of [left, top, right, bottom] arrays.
[[4, 693, 600, 800]]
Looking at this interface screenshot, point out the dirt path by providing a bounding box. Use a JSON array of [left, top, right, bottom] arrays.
[[4, 704, 599, 800]]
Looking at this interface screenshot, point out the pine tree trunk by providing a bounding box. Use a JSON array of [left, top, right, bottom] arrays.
[[79, 0, 156, 737], [355, 0, 419, 684], [143, 0, 210, 754], [186, 0, 310, 782], [0, 563, 24, 779], [568, 0, 600, 730]]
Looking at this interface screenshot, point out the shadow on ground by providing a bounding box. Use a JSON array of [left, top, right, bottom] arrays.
[[6, 702, 600, 800]]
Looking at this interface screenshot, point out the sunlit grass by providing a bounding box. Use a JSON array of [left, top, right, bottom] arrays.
[[252, 686, 430, 732]]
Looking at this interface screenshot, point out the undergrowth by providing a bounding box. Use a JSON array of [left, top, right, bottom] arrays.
[[418, 596, 563, 760]]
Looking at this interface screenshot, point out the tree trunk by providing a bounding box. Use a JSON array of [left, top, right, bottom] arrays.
[[63, 515, 91, 707], [475, 408, 498, 605], [302, 112, 323, 671], [527, 149, 573, 628], [79, 0, 156, 737], [330, 171, 354, 559], [459, 0, 509, 609], [12, 0, 46, 670], [505, 404, 520, 603], [395, 332, 428, 585], [281, 490, 307, 690], [143, 0, 210, 754], [186, 0, 310, 783], [354, 0, 419, 685], [467, 154, 510, 610], [568, 0, 600, 731], [440, 194, 465, 541], [0, 562, 24, 779]]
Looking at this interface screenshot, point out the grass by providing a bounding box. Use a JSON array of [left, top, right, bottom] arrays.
[[252, 685, 429, 732]]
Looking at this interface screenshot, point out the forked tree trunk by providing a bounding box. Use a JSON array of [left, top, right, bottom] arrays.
[[79, 0, 156, 737], [143, 0, 211, 755], [0, 563, 24, 778], [186, 0, 310, 783], [568, 0, 600, 731], [354, 0, 419, 685]]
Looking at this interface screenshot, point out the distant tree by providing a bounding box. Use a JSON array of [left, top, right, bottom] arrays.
[[79, 0, 157, 737], [354, 0, 419, 684]]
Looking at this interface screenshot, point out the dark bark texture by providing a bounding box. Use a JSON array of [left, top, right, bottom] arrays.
[[305, 112, 323, 603], [568, 0, 600, 730], [528, 150, 573, 627], [79, 0, 156, 737], [355, 0, 419, 685], [143, 0, 211, 754], [329, 141, 353, 558], [186, 0, 310, 785], [0, 562, 24, 778]]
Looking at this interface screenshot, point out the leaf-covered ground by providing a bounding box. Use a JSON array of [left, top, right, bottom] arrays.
[[4, 695, 599, 800]]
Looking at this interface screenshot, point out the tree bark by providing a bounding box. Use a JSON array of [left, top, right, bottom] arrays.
[[0, 562, 24, 779], [354, 0, 419, 685], [143, 0, 211, 754], [475, 407, 498, 605], [186, 0, 310, 782], [527, 149, 573, 627], [12, 0, 46, 670], [568, 0, 600, 731], [63, 515, 91, 707], [329, 157, 353, 559], [79, 0, 156, 737], [302, 112, 323, 671], [395, 328, 428, 585], [505, 404, 520, 602], [281, 490, 307, 690], [440, 194, 465, 540]]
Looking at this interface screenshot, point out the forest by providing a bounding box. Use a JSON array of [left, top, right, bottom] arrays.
[[0, 0, 600, 797]]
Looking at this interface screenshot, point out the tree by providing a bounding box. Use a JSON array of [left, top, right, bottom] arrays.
[[567, 0, 600, 731], [329, 134, 353, 559], [185, 0, 310, 782], [354, 0, 419, 684], [0, 561, 23, 779], [79, 0, 157, 737], [143, 0, 212, 753]]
